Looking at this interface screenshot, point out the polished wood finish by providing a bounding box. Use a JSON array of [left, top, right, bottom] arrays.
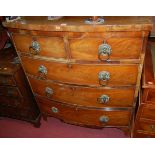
[[0, 47, 40, 126], [28, 76, 135, 107], [21, 56, 138, 86], [3, 16, 152, 32], [144, 89, 155, 103], [133, 41, 155, 137], [3, 17, 152, 136], [142, 42, 155, 89], [36, 95, 132, 127], [13, 33, 66, 59], [140, 104, 155, 120], [12, 32, 144, 61], [29, 76, 135, 107]]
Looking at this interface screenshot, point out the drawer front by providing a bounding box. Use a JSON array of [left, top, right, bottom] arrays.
[[0, 86, 21, 98], [29, 76, 135, 107], [13, 32, 143, 61], [136, 119, 155, 134], [0, 96, 21, 107], [0, 75, 16, 86], [21, 56, 138, 86], [36, 96, 131, 127], [141, 105, 155, 120], [12, 34, 66, 58], [69, 32, 143, 61]]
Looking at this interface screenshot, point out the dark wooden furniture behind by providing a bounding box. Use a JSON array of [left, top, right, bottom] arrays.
[[3, 16, 152, 136], [0, 47, 40, 127], [133, 41, 155, 137]]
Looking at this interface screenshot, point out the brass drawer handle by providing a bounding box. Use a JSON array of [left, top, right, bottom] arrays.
[[150, 125, 155, 132], [98, 71, 110, 86], [98, 42, 111, 61], [85, 17, 104, 24], [29, 41, 40, 55], [99, 115, 109, 123], [45, 87, 53, 98], [38, 65, 47, 80], [97, 95, 110, 104], [51, 107, 59, 113]]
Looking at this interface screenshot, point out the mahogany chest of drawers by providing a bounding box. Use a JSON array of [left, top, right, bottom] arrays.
[[133, 41, 155, 137], [0, 47, 40, 126], [3, 16, 152, 136]]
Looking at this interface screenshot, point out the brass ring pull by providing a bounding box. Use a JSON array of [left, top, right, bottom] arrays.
[[97, 95, 110, 104], [85, 17, 104, 24], [38, 65, 47, 80], [98, 71, 110, 86], [98, 42, 111, 61], [45, 87, 53, 98], [99, 116, 109, 123], [51, 107, 59, 113], [29, 41, 40, 55]]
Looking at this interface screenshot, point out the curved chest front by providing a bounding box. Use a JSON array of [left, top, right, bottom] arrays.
[[8, 17, 152, 136]]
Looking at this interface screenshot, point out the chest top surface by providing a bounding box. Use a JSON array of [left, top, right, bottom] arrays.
[[3, 16, 153, 32]]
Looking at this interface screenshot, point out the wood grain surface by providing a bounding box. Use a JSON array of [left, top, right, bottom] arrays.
[[36, 95, 132, 127], [28, 76, 135, 107], [21, 55, 138, 86]]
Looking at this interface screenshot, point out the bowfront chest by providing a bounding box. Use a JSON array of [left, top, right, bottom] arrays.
[[3, 16, 152, 136]]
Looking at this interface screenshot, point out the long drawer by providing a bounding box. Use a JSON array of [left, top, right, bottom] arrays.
[[12, 32, 143, 61], [36, 95, 132, 127], [21, 56, 138, 87], [29, 76, 135, 107]]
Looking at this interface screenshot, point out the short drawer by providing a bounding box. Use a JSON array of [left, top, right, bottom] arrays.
[[0, 86, 21, 98], [0, 75, 16, 86], [29, 76, 135, 107], [21, 56, 138, 87], [69, 32, 143, 61], [36, 95, 132, 127], [140, 104, 155, 120], [12, 33, 66, 58]]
